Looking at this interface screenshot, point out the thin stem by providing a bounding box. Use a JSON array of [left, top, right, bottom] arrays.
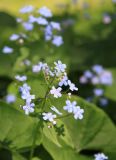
[[29, 121, 40, 160], [29, 76, 55, 159], [55, 113, 72, 120]]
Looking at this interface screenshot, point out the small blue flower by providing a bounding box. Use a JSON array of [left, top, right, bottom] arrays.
[[20, 5, 34, 14], [52, 36, 63, 46], [2, 46, 13, 54], [38, 6, 52, 18]]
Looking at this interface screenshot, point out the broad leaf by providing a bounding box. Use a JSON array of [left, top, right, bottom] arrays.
[[0, 101, 42, 150], [43, 95, 116, 160]]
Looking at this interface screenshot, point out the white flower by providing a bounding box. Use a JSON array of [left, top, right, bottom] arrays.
[[73, 106, 84, 120], [50, 86, 62, 98], [94, 153, 108, 160], [50, 22, 61, 30], [68, 80, 78, 91], [15, 75, 27, 81], [92, 65, 103, 74], [52, 36, 63, 46], [54, 60, 66, 73], [6, 94, 16, 103], [38, 6, 52, 17], [59, 75, 68, 86], [23, 103, 35, 115], [9, 34, 19, 41], [2, 46, 13, 54], [51, 106, 62, 115], [63, 100, 77, 113], [93, 88, 104, 97], [20, 5, 34, 13], [36, 17, 48, 25], [22, 22, 34, 31], [42, 112, 56, 124]]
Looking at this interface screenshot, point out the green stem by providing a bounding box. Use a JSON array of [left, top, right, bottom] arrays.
[[55, 113, 72, 120], [29, 121, 41, 160]]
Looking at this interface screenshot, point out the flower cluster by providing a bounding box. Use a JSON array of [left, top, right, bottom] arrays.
[[64, 100, 84, 120], [80, 65, 113, 106], [94, 153, 108, 160], [19, 83, 35, 115], [32, 60, 81, 124], [16, 60, 83, 125], [2, 6, 63, 54]]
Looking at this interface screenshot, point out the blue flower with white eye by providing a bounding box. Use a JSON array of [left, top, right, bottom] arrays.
[[20, 5, 34, 14], [100, 71, 112, 85], [94, 153, 108, 160], [22, 22, 34, 31], [54, 60, 66, 73], [45, 25, 53, 41], [93, 88, 104, 97], [21, 92, 35, 104], [73, 106, 84, 120], [38, 6, 52, 17], [64, 100, 84, 120], [9, 34, 19, 41], [50, 22, 61, 30], [84, 70, 93, 79], [63, 100, 77, 113], [23, 103, 35, 115], [50, 86, 62, 98], [20, 85, 34, 103], [92, 65, 103, 74], [36, 17, 48, 25], [20, 83, 31, 94], [52, 36, 63, 46], [6, 94, 16, 104], [59, 75, 68, 86], [15, 75, 27, 82], [2, 46, 13, 54], [28, 15, 37, 23], [42, 112, 56, 124]]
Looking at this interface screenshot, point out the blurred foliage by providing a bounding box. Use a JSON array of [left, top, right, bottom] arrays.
[[0, 0, 116, 159]]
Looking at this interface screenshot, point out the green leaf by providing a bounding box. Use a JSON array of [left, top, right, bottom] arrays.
[[13, 47, 29, 73], [0, 101, 42, 150], [43, 136, 91, 160], [43, 95, 116, 160], [12, 152, 26, 160]]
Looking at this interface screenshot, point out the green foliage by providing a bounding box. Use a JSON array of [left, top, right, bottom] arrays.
[[1, 94, 116, 159], [0, 102, 42, 151], [42, 96, 116, 160]]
